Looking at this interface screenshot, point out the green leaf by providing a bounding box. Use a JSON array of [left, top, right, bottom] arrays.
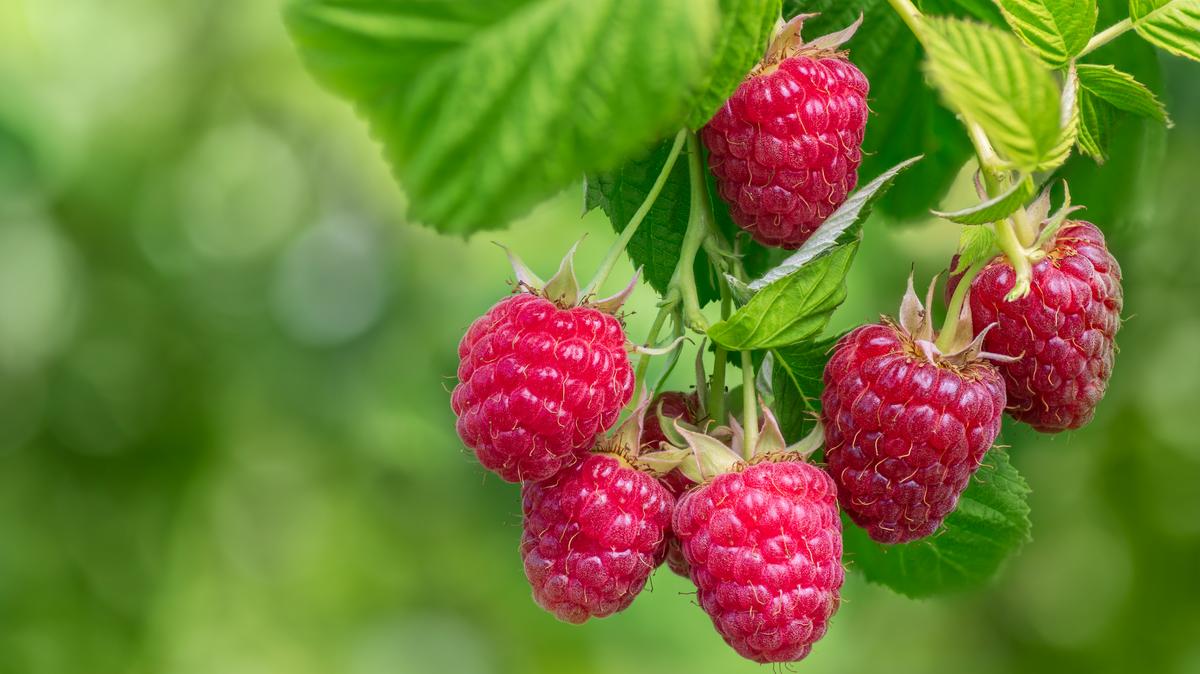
[[584, 139, 721, 304], [995, 0, 1097, 67], [933, 174, 1035, 225], [771, 335, 841, 440], [746, 156, 921, 290], [1130, 0, 1200, 62], [953, 224, 1000, 271], [921, 17, 1062, 172], [285, 0, 718, 234], [844, 448, 1032, 598], [687, 0, 781, 128], [1076, 88, 1115, 161], [707, 243, 857, 350], [1076, 63, 1171, 123]]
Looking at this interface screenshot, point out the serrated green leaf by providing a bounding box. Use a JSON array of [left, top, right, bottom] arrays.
[[921, 17, 1062, 172], [584, 139, 721, 304], [933, 174, 1035, 225], [771, 335, 841, 440], [747, 156, 921, 291], [1076, 88, 1115, 161], [844, 448, 1032, 598], [783, 2, 975, 221], [1130, 0, 1200, 62], [1035, 63, 1080, 171], [687, 0, 781, 128], [995, 0, 1097, 67], [707, 243, 857, 350], [285, 0, 718, 234], [954, 225, 1000, 271], [1076, 63, 1171, 122]]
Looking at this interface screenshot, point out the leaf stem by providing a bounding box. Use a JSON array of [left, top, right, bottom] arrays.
[[995, 218, 1033, 299], [935, 259, 987, 352], [582, 128, 687, 298], [668, 131, 715, 332], [1078, 18, 1133, 58], [633, 304, 672, 399], [885, 0, 925, 39], [708, 280, 732, 426], [740, 350, 757, 459]]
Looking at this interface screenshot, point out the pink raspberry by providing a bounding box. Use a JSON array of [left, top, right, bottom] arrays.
[[967, 221, 1123, 432], [521, 452, 673, 623], [673, 460, 843, 663], [702, 49, 868, 249], [641, 391, 701, 578], [451, 293, 634, 483]]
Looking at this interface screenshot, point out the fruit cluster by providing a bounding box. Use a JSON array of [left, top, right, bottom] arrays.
[[449, 14, 1123, 666]]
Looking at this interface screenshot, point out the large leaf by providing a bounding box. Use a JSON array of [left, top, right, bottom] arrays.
[[1130, 0, 1200, 62], [1076, 63, 1171, 122], [921, 17, 1063, 172], [707, 243, 857, 350], [585, 139, 720, 303], [995, 0, 1097, 67], [844, 448, 1033, 598], [1076, 88, 1115, 160], [771, 335, 841, 440], [687, 0, 781, 128], [285, 0, 718, 234]]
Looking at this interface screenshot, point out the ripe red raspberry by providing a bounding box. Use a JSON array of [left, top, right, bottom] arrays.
[[701, 20, 868, 249], [451, 293, 634, 483], [521, 452, 673, 623], [821, 321, 1007, 544], [674, 460, 843, 663], [967, 221, 1123, 432]]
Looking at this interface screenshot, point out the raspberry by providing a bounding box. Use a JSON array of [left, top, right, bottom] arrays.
[[673, 460, 843, 663], [702, 46, 868, 249], [451, 293, 634, 483], [821, 322, 1006, 543], [967, 221, 1123, 432], [520, 452, 673, 623], [642, 391, 700, 578]]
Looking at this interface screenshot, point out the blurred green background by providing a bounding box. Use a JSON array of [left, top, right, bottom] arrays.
[[2, 2, 1199, 673]]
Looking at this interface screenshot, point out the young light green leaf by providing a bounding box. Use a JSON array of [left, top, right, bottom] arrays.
[[844, 448, 1032, 598], [687, 0, 782, 128], [1076, 63, 1171, 123], [746, 156, 921, 291], [921, 17, 1062, 172], [932, 174, 1035, 225], [995, 0, 1097, 67], [707, 243, 857, 350], [953, 225, 1000, 272], [1130, 0, 1200, 62], [285, 0, 718, 234]]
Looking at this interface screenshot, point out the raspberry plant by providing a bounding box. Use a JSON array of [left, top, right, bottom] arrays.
[[286, 0, 1194, 664]]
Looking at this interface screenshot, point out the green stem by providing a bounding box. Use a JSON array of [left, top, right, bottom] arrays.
[[995, 218, 1033, 299], [968, 122, 1008, 191], [707, 281, 732, 426], [935, 259, 987, 352], [1078, 18, 1133, 58], [633, 305, 672, 399], [582, 128, 687, 298], [1011, 203, 1037, 248], [886, 0, 925, 39], [740, 350, 757, 460], [669, 132, 715, 332]]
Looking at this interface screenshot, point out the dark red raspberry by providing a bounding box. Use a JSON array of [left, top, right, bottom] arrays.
[[674, 460, 843, 663], [821, 322, 1006, 543], [521, 452, 673, 623], [967, 221, 1123, 432], [451, 293, 634, 483], [702, 49, 868, 249]]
